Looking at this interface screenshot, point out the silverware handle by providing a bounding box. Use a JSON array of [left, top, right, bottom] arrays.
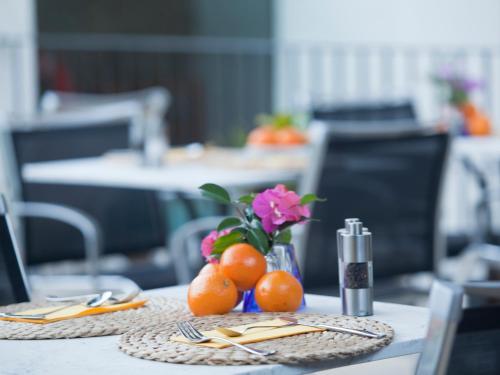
[[315, 324, 386, 339], [46, 293, 99, 302], [206, 336, 275, 356]]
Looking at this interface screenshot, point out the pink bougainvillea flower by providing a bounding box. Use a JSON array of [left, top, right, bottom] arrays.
[[252, 184, 311, 233], [200, 229, 232, 263]]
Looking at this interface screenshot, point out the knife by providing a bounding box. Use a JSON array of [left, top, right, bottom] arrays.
[[280, 317, 386, 339]]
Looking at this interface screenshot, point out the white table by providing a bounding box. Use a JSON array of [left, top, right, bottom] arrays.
[[22, 138, 500, 236], [443, 136, 500, 234], [22, 150, 303, 194], [0, 286, 427, 375]]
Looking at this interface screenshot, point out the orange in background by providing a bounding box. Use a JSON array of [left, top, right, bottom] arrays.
[[247, 126, 278, 145], [460, 103, 492, 136], [187, 272, 237, 316], [276, 127, 308, 145], [255, 270, 303, 312], [247, 125, 308, 146], [219, 244, 267, 291]]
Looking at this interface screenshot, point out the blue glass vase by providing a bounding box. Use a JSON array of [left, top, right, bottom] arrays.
[[243, 243, 306, 312]]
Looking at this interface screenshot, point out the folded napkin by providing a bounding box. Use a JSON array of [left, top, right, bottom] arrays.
[[0, 300, 147, 324], [171, 318, 324, 349]]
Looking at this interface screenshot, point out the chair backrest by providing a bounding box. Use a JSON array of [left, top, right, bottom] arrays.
[[445, 304, 500, 375], [0, 195, 30, 304], [300, 123, 450, 287], [311, 99, 416, 122], [416, 280, 463, 375], [416, 281, 500, 375], [7, 104, 166, 264], [40, 87, 171, 149]]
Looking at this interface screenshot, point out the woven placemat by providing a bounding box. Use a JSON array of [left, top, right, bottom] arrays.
[[0, 296, 189, 340], [119, 312, 394, 366]]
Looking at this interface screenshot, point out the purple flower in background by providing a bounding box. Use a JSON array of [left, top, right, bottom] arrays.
[[252, 184, 311, 233], [460, 78, 483, 92]]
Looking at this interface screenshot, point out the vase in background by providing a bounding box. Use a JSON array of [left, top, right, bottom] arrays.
[[243, 243, 306, 312]]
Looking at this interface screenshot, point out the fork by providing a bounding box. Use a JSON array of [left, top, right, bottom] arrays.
[[176, 321, 276, 357]]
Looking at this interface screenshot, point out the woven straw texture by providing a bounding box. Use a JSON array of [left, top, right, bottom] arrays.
[[119, 312, 394, 366], [0, 296, 189, 340]]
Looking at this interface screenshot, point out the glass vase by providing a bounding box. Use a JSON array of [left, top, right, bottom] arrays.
[[243, 243, 306, 312]]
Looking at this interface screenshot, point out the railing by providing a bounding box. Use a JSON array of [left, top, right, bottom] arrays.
[[36, 33, 500, 143]]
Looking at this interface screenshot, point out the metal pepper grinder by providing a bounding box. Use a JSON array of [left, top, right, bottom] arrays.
[[337, 218, 373, 316]]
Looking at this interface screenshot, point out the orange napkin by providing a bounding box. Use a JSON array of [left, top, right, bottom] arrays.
[[0, 300, 147, 324], [171, 318, 323, 349]]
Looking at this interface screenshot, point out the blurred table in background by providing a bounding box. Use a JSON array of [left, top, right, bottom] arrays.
[[23, 139, 500, 240], [443, 136, 500, 236], [22, 146, 307, 194]]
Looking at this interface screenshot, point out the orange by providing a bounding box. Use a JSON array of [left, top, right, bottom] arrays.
[[276, 128, 308, 145], [198, 263, 220, 276], [255, 270, 303, 312], [219, 243, 267, 291], [187, 272, 237, 316], [247, 126, 277, 145]]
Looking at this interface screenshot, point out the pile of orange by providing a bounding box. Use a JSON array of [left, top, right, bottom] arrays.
[[187, 243, 304, 316], [247, 126, 308, 146]]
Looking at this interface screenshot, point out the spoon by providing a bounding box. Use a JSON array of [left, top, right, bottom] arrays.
[[0, 291, 113, 320]]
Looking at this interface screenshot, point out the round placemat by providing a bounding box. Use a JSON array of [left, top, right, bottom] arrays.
[[0, 296, 189, 340], [119, 312, 394, 365]]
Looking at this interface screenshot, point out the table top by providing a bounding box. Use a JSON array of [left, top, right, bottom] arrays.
[[0, 285, 428, 375], [22, 148, 305, 193]]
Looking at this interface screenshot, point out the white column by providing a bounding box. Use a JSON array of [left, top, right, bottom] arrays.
[[0, 0, 37, 116]]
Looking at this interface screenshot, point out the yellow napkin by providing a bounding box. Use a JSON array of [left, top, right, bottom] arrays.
[[0, 300, 147, 324], [171, 318, 324, 349]]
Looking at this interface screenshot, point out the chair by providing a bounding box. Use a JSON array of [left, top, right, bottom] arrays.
[[299, 122, 450, 289], [40, 87, 171, 155], [0, 194, 30, 304], [5, 103, 166, 273], [416, 280, 500, 375], [311, 99, 416, 122]]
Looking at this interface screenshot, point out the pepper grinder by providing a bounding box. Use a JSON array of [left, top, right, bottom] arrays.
[[337, 218, 373, 316]]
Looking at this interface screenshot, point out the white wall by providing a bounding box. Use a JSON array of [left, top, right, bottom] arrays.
[[273, 0, 500, 127], [275, 0, 500, 47], [0, 0, 37, 115]]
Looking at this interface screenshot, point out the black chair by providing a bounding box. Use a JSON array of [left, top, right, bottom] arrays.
[[415, 280, 500, 375], [8, 106, 166, 266], [301, 124, 450, 289], [0, 195, 30, 305], [311, 100, 416, 122], [446, 304, 500, 374]]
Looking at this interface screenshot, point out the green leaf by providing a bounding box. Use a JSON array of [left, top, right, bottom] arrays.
[[300, 193, 326, 205], [199, 183, 231, 205], [216, 217, 242, 232], [237, 194, 255, 205], [247, 226, 270, 254], [244, 207, 255, 222], [230, 227, 248, 237], [212, 231, 244, 255], [274, 228, 292, 244]]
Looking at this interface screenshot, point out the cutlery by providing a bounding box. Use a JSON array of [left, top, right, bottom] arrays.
[[46, 288, 140, 305], [215, 320, 296, 337], [0, 291, 113, 320], [280, 317, 386, 339], [176, 321, 276, 357]]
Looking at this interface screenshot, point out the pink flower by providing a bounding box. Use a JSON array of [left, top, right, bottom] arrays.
[[201, 229, 232, 263], [252, 184, 311, 233]]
